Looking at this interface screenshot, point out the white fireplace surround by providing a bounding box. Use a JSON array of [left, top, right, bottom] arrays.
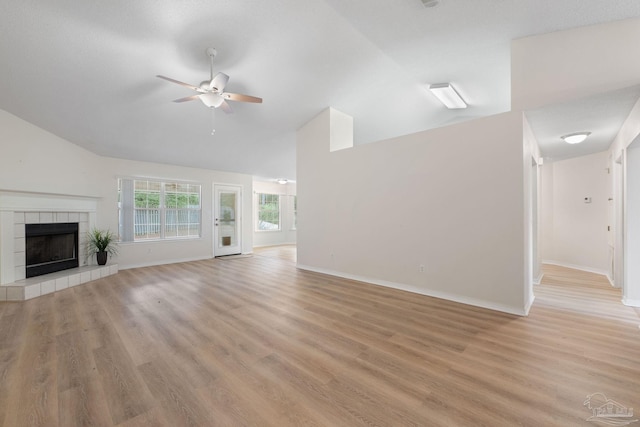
[[0, 190, 117, 300]]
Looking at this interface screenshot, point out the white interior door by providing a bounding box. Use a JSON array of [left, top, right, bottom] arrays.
[[214, 184, 242, 257]]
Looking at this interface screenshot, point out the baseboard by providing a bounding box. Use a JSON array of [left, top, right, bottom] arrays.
[[296, 264, 528, 316], [542, 260, 608, 277], [119, 255, 212, 270], [533, 272, 544, 285], [252, 242, 296, 248], [622, 297, 640, 308], [524, 293, 536, 316]]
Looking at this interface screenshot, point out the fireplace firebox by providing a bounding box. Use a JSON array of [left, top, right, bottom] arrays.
[[25, 222, 79, 278]]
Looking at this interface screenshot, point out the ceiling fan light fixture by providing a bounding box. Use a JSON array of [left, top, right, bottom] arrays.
[[561, 131, 591, 144], [428, 83, 467, 109], [199, 92, 224, 108], [157, 48, 261, 118]]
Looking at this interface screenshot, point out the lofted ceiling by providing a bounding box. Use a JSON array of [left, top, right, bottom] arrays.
[[1, 1, 639, 180]]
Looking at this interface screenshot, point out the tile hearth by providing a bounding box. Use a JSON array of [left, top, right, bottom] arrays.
[[0, 264, 118, 301]]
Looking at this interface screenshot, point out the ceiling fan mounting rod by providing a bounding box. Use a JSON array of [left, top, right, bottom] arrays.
[[206, 47, 217, 81]]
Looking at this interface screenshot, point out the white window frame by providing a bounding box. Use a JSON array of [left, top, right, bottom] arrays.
[[255, 192, 281, 232], [118, 178, 202, 242]]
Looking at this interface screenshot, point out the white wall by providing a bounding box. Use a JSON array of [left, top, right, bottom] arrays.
[[0, 110, 103, 196], [625, 141, 640, 305], [511, 17, 640, 298], [609, 98, 640, 158], [297, 108, 528, 315], [0, 109, 254, 272], [608, 98, 640, 293], [98, 157, 253, 268], [541, 152, 610, 274], [523, 117, 543, 295], [512, 17, 640, 111], [253, 180, 297, 247], [540, 164, 555, 266]]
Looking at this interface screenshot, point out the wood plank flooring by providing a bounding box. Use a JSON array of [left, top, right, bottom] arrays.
[[1, 246, 639, 426]]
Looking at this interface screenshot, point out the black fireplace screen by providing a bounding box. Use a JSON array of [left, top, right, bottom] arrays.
[[25, 222, 79, 278]]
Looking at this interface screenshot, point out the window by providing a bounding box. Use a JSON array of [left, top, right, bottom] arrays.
[[256, 193, 280, 231], [134, 180, 161, 239], [163, 182, 201, 238], [118, 178, 201, 241]]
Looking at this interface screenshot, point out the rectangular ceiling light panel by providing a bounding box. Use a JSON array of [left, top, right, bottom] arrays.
[[428, 83, 467, 109]]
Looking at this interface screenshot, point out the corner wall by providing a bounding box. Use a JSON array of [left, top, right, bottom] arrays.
[[0, 109, 254, 273], [297, 109, 528, 315]]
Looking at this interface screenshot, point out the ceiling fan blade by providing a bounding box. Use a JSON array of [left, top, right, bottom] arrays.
[[219, 100, 233, 114], [172, 95, 200, 103], [156, 75, 199, 91], [209, 72, 229, 92], [223, 92, 263, 103]]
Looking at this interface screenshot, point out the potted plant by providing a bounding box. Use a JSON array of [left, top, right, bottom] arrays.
[[86, 228, 118, 265]]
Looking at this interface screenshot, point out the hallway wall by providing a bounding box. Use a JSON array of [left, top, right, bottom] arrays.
[[540, 152, 609, 274]]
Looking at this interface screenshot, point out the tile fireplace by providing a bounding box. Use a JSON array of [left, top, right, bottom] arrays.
[[0, 190, 117, 301]]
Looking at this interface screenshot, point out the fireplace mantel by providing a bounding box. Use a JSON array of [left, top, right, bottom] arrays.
[[0, 189, 100, 213]]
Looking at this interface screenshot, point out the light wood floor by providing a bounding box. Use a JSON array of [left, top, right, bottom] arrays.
[[1, 247, 639, 426]]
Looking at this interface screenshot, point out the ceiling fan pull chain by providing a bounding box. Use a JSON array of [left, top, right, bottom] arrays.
[[211, 107, 216, 135]]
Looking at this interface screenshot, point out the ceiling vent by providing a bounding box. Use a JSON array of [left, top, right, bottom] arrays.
[[421, 0, 440, 7]]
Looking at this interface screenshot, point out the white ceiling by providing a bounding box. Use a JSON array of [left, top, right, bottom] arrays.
[[1, 1, 639, 180], [526, 85, 640, 163]]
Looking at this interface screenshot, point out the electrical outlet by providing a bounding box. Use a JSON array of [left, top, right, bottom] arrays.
[[419, 264, 425, 273]]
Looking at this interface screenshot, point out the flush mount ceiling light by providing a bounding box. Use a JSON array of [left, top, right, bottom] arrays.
[[561, 132, 591, 144], [421, 0, 440, 7], [277, 178, 288, 185], [428, 83, 467, 109]]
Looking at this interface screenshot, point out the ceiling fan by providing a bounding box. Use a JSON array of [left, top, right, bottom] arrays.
[[157, 47, 262, 114]]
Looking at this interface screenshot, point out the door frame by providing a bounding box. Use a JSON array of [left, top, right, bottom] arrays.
[[213, 183, 243, 257], [613, 151, 625, 289]]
